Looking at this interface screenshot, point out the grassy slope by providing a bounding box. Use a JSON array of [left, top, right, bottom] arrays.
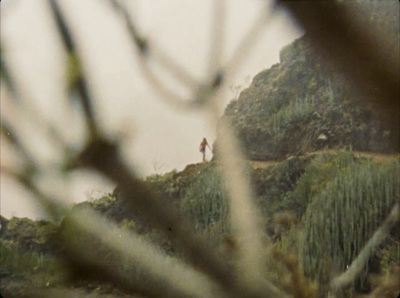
[[1, 152, 398, 297]]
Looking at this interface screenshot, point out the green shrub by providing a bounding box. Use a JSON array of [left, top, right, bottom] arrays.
[[267, 96, 315, 137], [378, 240, 400, 273], [283, 152, 356, 215], [145, 169, 177, 185], [0, 242, 64, 286], [181, 167, 229, 240], [301, 159, 400, 294]]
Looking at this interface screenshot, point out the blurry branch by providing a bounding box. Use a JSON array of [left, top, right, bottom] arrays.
[[0, 47, 17, 96], [197, 4, 273, 108], [1, 68, 68, 156], [202, 8, 279, 289], [48, 0, 99, 137], [64, 209, 222, 297], [3, 102, 68, 157], [216, 119, 281, 295], [224, 6, 273, 83], [76, 138, 287, 298], [110, 0, 272, 109], [1, 120, 36, 169], [277, 1, 399, 113], [0, 164, 66, 222], [3, 1, 287, 296], [3, 1, 398, 297], [136, 57, 194, 109], [207, 0, 226, 78], [109, 0, 200, 106], [61, 207, 221, 298], [106, 1, 285, 295], [1, 118, 66, 221], [151, 45, 200, 90], [330, 203, 400, 296], [108, 0, 148, 55], [272, 250, 317, 298]]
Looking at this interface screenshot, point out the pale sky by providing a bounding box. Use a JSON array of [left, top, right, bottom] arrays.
[[1, 0, 302, 219]]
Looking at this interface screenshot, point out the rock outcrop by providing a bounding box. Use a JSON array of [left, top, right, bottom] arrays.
[[218, 34, 398, 161]]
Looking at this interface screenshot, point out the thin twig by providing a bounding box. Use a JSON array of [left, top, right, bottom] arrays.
[[217, 119, 285, 297], [224, 4, 273, 81], [207, 0, 226, 78], [1, 165, 66, 221], [76, 137, 287, 298], [62, 207, 223, 298], [109, 0, 200, 107], [48, 0, 99, 137]]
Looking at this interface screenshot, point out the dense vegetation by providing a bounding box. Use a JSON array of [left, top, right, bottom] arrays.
[[2, 152, 398, 297], [1, 1, 399, 294], [220, 34, 398, 161]]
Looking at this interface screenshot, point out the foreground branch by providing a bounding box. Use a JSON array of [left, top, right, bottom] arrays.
[[330, 203, 400, 296], [77, 138, 287, 298]]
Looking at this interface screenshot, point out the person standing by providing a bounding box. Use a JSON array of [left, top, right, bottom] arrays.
[[199, 137, 212, 162]]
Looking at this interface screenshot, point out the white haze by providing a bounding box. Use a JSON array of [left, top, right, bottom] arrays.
[[0, 0, 302, 219]]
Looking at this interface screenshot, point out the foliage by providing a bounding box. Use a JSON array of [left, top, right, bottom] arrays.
[[222, 33, 398, 161], [378, 240, 400, 273], [66, 52, 81, 88], [0, 242, 65, 287], [2, 0, 399, 295], [145, 169, 177, 185], [255, 157, 307, 218], [1, 218, 58, 254], [181, 166, 229, 241], [267, 95, 315, 138], [283, 152, 356, 216], [301, 158, 400, 294]]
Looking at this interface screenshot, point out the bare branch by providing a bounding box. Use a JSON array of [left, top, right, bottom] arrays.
[[48, 0, 99, 137], [1, 164, 66, 221], [109, 0, 201, 107], [216, 119, 285, 297], [207, 0, 226, 78], [76, 137, 287, 298], [224, 5, 273, 81], [60, 207, 223, 298], [330, 203, 400, 295]]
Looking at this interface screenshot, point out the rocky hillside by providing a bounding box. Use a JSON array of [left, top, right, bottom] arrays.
[[1, 2, 399, 295], [2, 152, 398, 297], [219, 33, 398, 161]]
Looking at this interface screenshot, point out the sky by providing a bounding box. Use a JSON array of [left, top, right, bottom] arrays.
[[1, 0, 302, 219]]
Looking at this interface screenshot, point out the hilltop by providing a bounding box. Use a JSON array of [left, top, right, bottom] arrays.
[[1, 150, 399, 296], [217, 34, 398, 161], [1, 30, 399, 297]]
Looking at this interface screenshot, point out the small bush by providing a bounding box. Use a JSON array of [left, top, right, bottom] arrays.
[[181, 167, 229, 241], [378, 240, 400, 273], [267, 95, 315, 137], [283, 152, 356, 216], [0, 242, 64, 286], [301, 158, 400, 295]]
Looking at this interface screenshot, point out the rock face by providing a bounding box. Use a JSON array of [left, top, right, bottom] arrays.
[[218, 34, 398, 161]]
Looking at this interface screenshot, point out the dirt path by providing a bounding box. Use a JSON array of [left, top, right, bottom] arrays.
[[249, 160, 280, 169], [248, 150, 399, 170]]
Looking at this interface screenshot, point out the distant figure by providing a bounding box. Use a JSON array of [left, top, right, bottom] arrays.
[[199, 137, 212, 162]]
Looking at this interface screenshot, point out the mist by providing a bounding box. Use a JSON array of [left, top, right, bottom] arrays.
[[1, 0, 302, 219]]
